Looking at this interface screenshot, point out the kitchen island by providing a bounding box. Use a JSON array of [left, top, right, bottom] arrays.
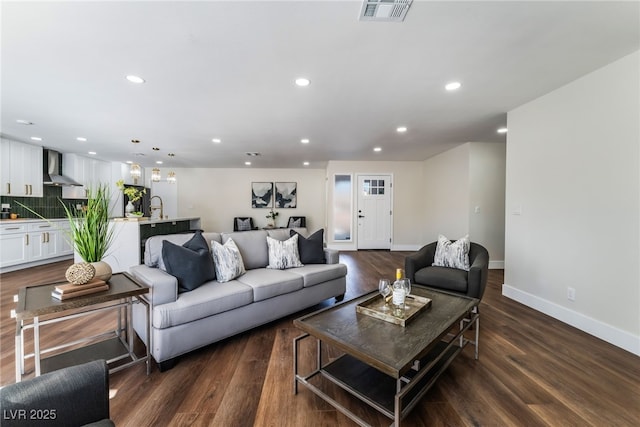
[[89, 217, 201, 274]]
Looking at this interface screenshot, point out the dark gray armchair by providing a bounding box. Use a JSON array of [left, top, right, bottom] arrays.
[[0, 360, 113, 427], [405, 241, 489, 300]]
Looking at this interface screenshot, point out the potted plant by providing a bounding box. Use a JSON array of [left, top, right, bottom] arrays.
[[18, 183, 115, 281], [266, 209, 279, 228], [116, 179, 146, 217]]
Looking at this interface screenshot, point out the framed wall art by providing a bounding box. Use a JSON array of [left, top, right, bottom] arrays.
[[275, 182, 297, 208], [251, 182, 273, 208]]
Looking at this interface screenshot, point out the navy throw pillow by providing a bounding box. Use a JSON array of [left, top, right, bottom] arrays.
[[290, 228, 325, 264], [162, 231, 216, 292]]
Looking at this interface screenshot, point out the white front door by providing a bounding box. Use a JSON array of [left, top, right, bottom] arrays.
[[357, 175, 391, 249]]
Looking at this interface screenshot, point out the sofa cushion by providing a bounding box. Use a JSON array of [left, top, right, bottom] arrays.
[[267, 235, 303, 269], [153, 280, 253, 329], [221, 230, 269, 270], [211, 238, 246, 282], [288, 263, 347, 288], [267, 227, 307, 241], [145, 232, 222, 269], [291, 228, 325, 264], [235, 268, 303, 301], [162, 231, 216, 293], [433, 234, 470, 271], [415, 266, 468, 293]]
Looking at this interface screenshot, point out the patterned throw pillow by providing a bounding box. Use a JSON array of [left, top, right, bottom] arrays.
[[266, 234, 304, 270], [432, 234, 471, 271], [211, 238, 246, 282], [236, 218, 252, 231]]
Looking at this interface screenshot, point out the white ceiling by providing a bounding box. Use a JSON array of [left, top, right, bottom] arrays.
[[2, 1, 639, 169]]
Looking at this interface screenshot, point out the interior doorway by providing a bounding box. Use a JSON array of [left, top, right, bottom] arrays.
[[356, 175, 392, 249]]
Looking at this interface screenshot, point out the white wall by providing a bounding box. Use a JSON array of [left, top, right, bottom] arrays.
[[173, 168, 327, 233], [422, 144, 471, 241], [422, 142, 506, 266], [325, 161, 425, 250], [504, 51, 640, 355], [470, 142, 506, 267]]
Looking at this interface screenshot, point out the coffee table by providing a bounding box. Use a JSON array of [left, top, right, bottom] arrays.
[[13, 272, 150, 382], [293, 285, 479, 426]]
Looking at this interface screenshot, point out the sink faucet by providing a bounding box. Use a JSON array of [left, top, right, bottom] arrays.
[[150, 195, 164, 219]]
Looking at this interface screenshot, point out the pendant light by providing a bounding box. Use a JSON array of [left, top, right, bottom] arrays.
[[151, 168, 161, 182]]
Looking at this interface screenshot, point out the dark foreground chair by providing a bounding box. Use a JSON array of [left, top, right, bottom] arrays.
[[405, 241, 489, 300], [0, 360, 113, 427]]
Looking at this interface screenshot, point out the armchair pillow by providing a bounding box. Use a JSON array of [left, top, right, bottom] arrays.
[[162, 230, 216, 292], [212, 238, 246, 282], [433, 234, 471, 271], [267, 234, 303, 270]]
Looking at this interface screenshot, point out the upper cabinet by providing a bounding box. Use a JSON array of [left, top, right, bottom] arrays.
[[0, 139, 43, 197], [61, 153, 112, 199]]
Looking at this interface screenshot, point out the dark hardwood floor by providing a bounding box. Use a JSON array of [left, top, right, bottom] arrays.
[[1, 252, 639, 426]]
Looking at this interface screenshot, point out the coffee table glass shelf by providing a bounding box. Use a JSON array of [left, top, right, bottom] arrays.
[[294, 285, 479, 427], [13, 272, 150, 382]]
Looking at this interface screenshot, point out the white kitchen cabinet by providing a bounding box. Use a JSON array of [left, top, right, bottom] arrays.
[[0, 139, 43, 197], [0, 220, 73, 271], [62, 154, 112, 199], [0, 223, 29, 268]]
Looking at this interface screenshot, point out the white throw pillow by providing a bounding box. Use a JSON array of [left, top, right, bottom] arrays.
[[211, 238, 246, 282], [432, 234, 471, 271], [267, 234, 303, 270]]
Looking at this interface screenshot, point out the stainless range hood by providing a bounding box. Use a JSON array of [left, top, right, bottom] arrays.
[[43, 149, 82, 186]]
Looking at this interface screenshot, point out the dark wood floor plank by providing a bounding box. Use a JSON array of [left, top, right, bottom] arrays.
[[2, 252, 639, 426]]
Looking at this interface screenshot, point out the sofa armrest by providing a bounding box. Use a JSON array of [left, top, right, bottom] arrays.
[[0, 360, 112, 427], [404, 242, 437, 282], [324, 248, 339, 264], [129, 264, 178, 306]]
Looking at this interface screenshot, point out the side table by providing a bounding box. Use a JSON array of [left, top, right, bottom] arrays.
[[13, 272, 150, 382]]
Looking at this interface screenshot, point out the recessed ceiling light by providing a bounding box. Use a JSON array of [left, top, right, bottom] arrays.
[[497, 127, 508, 134], [168, 153, 175, 157], [374, 147, 382, 152], [156, 161, 163, 164], [300, 138, 310, 144], [131, 139, 140, 144], [245, 161, 252, 166], [126, 75, 145, 84], [295, 78, 310, 87], [76, 137, 87, 142], [30, 136, 42, 141], [16, 119, 33, 125], [152, 147, 160, 151], [88, 151, 97, 155], [445, 81, 462, 91], [245, 152, 261, 157], [126, 160, 133, 164], [303, 161, 310, 166], [212, 138, 221, 143], [396, 126, 407, 133]]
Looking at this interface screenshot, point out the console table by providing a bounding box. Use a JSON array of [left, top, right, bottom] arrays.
[[13, 272, 150, 382]]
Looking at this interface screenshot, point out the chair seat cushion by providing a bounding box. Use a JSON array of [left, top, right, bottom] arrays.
[[415, 266, 468, 293]]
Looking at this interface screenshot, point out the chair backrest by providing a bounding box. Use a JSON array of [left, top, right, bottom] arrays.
[[234, 217, 255, 231], [287, 216, 306, 228]]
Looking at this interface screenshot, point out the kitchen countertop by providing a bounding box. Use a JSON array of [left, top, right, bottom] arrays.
[[110, 216, 200, 225], [0, 218, 69, 224]]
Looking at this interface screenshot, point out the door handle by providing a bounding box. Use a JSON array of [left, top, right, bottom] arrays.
[[358, 215, 365, 218]]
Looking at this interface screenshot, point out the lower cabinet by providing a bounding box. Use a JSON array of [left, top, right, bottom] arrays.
[[0, 220, 74, 270]]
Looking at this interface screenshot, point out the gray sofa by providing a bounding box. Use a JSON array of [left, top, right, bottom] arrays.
[[130, 228, 347, 370]]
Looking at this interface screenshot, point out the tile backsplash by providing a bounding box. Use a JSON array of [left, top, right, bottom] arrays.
[[1, 186, 86, 219]]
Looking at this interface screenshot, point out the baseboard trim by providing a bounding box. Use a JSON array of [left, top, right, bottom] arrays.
[[502, 284, 640, 356], [391, 244, 421, 251], [489, 260, 504, 269]]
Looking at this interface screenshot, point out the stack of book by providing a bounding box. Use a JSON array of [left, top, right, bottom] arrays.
[[51, 279, 109, 300]]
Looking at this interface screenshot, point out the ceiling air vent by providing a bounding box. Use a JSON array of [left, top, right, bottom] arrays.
[[359, 0, 412, 22]]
